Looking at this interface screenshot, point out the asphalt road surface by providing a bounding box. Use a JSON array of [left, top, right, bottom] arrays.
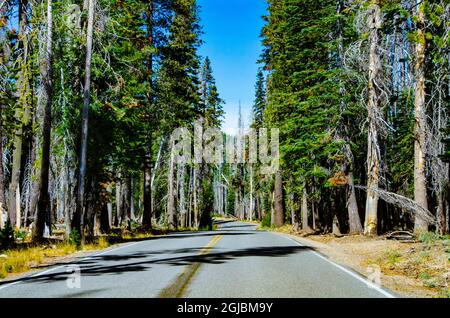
[[0, 221, 395, 298]]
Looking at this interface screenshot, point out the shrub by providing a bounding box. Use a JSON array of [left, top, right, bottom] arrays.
[[419, 232, 441, 244], [69, 229, 82, 250], [0, 220, 15, 251], [261, 214, 271, 228]]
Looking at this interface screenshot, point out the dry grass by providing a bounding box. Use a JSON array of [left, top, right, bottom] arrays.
[[0, 237, 111, 280], [0, 243, 76, 279], [363, 237, 450, 298], [260, 224, 293, 233]]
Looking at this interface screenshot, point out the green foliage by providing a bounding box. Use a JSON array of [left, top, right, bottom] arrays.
[[14, 229, 28, 241], [69, 229, 82, 250], [419, 232, 446, 244], [261, 213, 272, 228], [199, 57, 224, 126], [252, 69, 266, 129], [199, 179, 214, 230], [260, 0, 347, 228], [226, 187, 236, 216], [0, 220, 15, 251]]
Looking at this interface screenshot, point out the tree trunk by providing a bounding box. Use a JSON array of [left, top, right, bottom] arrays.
[[0, 98, 6, 230], [106, 184, 113, 229], [437, 191, 446, 235], [193, 166, 199, 227], [332, 216, 342, 236], [167, 140, 177, 230], [116, 175, 122, 226], [28, 130, 41, 227], [273, 171, 284, 227], [179, 164, 186, 228], [142, 0, 154, 230], [122, 172, 131, 230], [74, 0, 95, 242], [249, 165, 254, 221], [259, 191, 263, 220], [289, 191, 298, 231], [347, 172, 363, 234], [364, 1, 382, 236], [130, 176, 135, 221], [301, 185, 310, 231], [270, 190, 275, 226], [63, 157, 72, 238], [413, 2, 429, 233], [9, 0, 31, 228], [34, 0, 54, 241], [143, 149, 152, 228]]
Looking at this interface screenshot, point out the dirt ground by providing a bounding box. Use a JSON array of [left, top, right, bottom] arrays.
[[283, 231, 450, 298]]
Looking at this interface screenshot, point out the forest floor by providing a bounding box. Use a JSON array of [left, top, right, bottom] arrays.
[[264, 224, 450, 298]]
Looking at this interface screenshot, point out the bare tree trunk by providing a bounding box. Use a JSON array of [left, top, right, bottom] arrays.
[[130, 176, 135, 221], [364, 1, 382, 236], [301, 185, 310, 231], [249, 164, 254, 221], [63, 159, 72, 237], [312, 198, 318, 230], [74, 0, 95, 242], [179, 164, 186, 228], [106, 184, 113, 229], [28, 128, 42, 227], [142, 136, 165, 225], [270, 190, 275, 225], [333, 215, 342, 236], [413, 2, 429, 233], [34, 0, 54, 240], [289, 191, 298, 231], [0, 99, 6, 229], [347, 172, 363, 234], [188, 166, 194, 227], [116, 174, 122, 226], [122, 172, 131, 230], [239, 164, 244, 220], [258, 192, 263, 220], [167, 141, 177, 230], [193, 166, 198, 228], [273, 171, 284, 227], [437, 192, 446, 235], [143, 149, 152, 228]]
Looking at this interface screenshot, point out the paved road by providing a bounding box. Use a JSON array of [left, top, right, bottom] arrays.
[[0, 221, 395, 298]]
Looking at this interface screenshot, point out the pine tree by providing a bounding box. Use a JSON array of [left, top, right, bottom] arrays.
[[252, 69, 266, 129], [157, 0, 202, 229], [199, 56, 224, 127]]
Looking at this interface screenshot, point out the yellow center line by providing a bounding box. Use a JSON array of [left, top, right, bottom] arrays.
[[158, 234, 223, 298]]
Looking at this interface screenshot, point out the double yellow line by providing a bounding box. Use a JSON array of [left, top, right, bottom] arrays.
[[158, 235, 223, 298], [199, 234, 223, 255]]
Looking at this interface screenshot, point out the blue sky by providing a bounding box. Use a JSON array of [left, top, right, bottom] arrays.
[[197, 0, 267, 133]]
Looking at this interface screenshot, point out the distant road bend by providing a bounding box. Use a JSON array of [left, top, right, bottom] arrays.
[[0, 221, 395, 298]]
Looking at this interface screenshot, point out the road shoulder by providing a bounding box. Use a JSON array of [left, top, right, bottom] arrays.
[[268, 229, 449, 298]]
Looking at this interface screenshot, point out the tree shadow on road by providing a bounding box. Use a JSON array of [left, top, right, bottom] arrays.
[[0, 245, 314, 286]]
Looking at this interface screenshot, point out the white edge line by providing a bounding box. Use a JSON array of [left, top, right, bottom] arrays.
[[282, 235, 396, 298], [0, 240, 144, 291]]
